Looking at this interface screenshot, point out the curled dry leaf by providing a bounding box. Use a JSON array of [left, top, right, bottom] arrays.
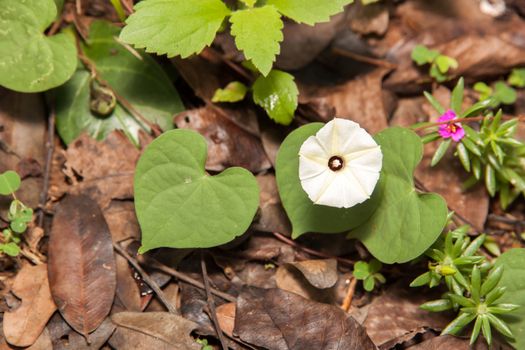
[[275, 265, 335, 303], [48, 194, 117, 338], [235, 288, 376, 350], [3, 264, 56, 347], [216, 302, 236, 338], [110, 311, 200, 350], [288, 259, 338, 289], [174, 106, 271, 173]]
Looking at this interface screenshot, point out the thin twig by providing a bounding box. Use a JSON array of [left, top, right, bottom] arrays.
[[201, 251, 228, 350], [331, 47, 397, 69], [38, 102, 56, 228], [113, 243, 178, 314], [341, 277, 357, 312], [142, 255, 236, 302], [272, 232, 355, 266]]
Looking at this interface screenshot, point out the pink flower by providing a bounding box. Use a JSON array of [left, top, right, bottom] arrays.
[[438, 110, 465, 142]]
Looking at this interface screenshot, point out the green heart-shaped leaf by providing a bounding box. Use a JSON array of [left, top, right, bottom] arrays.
[[0, 0, 77, 92], [349, 127, 448, 264], [134, 129, 260, 252], [275, 123, 381, 238], [0, 171, 21, 196], [494, 248, 525, 349]]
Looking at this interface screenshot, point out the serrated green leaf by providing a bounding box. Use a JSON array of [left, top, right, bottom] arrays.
[[120, 0, 230, 58], [275, 123, 381, 238], [252, 69, 298, 125], [0, 171, 21, 196], [230, 6, 283, 76], [240, 0, 256, 7], [349, 128, 448, 263], [135, 129, 259, 251], [212, 81, 248, 103], [0, 0, 77, 92], [267, 0, 352, 25], [56, 21, 183, 145], [411, 45, 440, 65]]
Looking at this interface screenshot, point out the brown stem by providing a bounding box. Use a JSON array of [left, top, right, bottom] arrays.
[[341, 277, 357, 312], [201, 251, 228, 350], [38, 102, 56, 228], [331, 47, 397, 69], [113, 243, 178, 314], [272, 232, 355, 266], [142, 255, 236, 303]]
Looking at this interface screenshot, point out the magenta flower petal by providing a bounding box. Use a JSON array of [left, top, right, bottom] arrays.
[[438, 110, 457, 123], [451, 127, 465, 142], [437, 110, 464, 142]]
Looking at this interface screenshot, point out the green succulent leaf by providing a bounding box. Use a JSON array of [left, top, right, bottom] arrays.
[[212, 81, 249, 103], [0, 171, 21, 196], [252, 69, 298, 125], [230, 5, 283, 76], [423, 91, 445, 114], [349, 128, 448, 264], [451, 77, 464, 114], [275, 123, 381, 238], [431, 139, 451, 167], [134, 129, 260, 252], [120, 0, 230, 58], [0, 0, 77, 92], [266, 0, 353, 25], [56, 21, 183, 145]]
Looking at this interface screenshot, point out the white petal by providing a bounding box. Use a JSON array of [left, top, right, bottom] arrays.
[[298, 118, 383, 209]]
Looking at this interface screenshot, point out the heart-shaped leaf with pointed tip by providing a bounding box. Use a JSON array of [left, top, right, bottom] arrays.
[[134, 130, 260, 252]]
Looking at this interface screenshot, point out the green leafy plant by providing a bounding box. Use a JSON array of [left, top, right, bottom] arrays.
[[0, 0, 77, 93], [508, 67, 525, 88], [120, 0, 351, 124], [0, 171, 32, 257], [420, 78, 525, 208], [55, 21, 184, 146], [473, 81, 517, 108], [411, 228, 519, 346], [213, 69, 299, 125], [134, 129, 260, 252], [411, 45, 458, 82], [353, 259, 385, 292]]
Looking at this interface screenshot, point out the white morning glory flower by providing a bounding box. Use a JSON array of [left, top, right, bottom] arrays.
[[298, 118, 383, 208]]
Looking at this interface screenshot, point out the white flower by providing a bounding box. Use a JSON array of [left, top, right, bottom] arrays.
[[298, 118, 383, 208]]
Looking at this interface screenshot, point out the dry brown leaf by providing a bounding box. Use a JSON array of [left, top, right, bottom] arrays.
[[3, 264, 56, 347], [363, 282, 451, 346], [63, 132, 139, 208], [216, 302, 236, 338], [407, 334, 511, 350], [26, 327, 52, 350], [60, 318, 116, 350], [0, 88, 46, 211], [115, 254, 141, 312], [299, 69, 390, 133], [288, 259, 338, 289], [103, 200, 140, 243], [235, 288, 376, 350], [110, 311, 200, 350], [254, 174, 291, 235], [48, 195, 117, 338], [174, 106, 271, 173], [348, 2, 389, 36], [275, 265, 335, 303]]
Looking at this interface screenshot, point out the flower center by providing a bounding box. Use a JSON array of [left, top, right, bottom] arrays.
[[328, 156, 344, 171], [447, 123, 458, 133]]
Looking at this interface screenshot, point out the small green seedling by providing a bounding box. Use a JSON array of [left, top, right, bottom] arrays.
[[411, 45, 458, 82], [353, 259, 386, 292]]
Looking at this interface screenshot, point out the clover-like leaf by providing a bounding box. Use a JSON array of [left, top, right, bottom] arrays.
[[0, 171, 21, 196], [411, 45, 439, 65], [56, 21, 184, 145], [267, 0, 353, 25], [230, 5, 283, 76], [252, 69, 298, 125], [349, 128, 448, 264], [494, 248, 525, 349], [120, 0, 231, 58], [275, 123, 381, 238], [134, 129, 260, 252], [0, 0, 77, 92]]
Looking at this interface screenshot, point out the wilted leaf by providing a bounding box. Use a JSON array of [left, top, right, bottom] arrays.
[[288, 259, 338, 289], [110, 312, 200, 350], [216, 303, 236, 338], [48, 195, 117, 337], [275, 265, 334, 303], [3, 264, 56, 347], [234, 288, 376, 350]]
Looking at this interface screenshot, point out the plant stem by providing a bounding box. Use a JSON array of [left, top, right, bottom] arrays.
[[341, 277, 357, 312], [414, 115, 525, 132]]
